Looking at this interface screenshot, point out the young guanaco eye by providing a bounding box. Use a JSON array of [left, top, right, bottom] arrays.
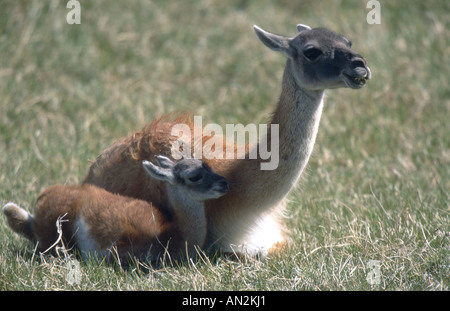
[[188, 173, 203, 183]]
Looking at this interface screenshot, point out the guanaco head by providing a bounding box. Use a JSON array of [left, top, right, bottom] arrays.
[[142, 156, 229, 201], [253, 24, 371, 91]]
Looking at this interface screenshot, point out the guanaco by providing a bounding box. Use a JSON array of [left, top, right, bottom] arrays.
[[82, 24, 371, 257]]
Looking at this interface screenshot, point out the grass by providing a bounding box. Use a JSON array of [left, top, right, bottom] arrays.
[[0, 0, 448, 290]]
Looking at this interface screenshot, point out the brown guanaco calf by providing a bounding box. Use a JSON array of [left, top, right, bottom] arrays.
[[3, 156, 228, 263]]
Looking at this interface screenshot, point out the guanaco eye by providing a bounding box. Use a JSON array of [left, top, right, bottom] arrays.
[[188, 173, 203, 183], [303, 47, 322, 61]]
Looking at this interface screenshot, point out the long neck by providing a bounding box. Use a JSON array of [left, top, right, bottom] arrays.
[[231, 59, 324, 207], [205, 59, 325, 248], [268, 60, 324, 179]]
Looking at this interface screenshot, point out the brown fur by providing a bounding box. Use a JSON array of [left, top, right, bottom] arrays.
[[31, 184, 180, 261], [4, 156, 228, 263], [83, 112, 285, 255]]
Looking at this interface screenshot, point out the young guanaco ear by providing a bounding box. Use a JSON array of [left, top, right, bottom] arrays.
[[142, 160, 176, 185], [155, 155, 175, 169]]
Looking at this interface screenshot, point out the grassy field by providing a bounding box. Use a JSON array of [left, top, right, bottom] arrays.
[[0, 0, 448, 290]]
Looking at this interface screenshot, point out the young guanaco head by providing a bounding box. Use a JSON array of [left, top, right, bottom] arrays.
[[142, 156, 229, 201]]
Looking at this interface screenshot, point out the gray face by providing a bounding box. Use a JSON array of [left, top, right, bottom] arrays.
[[142, 156, 229, 201], [172, 159, 229, 200], [254, 25, 371, 91], [290, 28, 371, 90]]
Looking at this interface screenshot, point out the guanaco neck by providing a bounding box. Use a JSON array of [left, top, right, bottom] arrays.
[[168, 186, 207, 248], [267, 60, 325, 184], [206, 59, 325, 244], [231, 59, 323, 206]]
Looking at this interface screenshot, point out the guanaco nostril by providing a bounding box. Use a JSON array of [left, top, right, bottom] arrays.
[[351, 59, 366, 70]]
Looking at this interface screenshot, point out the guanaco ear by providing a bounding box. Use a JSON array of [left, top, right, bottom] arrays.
[[142, 160, 176, 185], [253, 25, 297, 59], [155, 155, 175, 169], [296, 23, 312, 32]]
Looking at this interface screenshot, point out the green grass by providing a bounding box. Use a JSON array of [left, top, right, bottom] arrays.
[[0, 0, 448, 290]]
